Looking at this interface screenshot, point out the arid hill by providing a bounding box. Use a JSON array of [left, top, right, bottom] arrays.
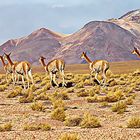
[[0, 9, 140, 65]]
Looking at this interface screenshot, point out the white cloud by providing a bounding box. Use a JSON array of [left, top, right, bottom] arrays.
[[52, 4, 65, 8]]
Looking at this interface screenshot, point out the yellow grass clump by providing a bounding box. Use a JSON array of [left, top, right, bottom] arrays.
[[30, 101, 45, 112], [51, 107, 66, 121], [0, 123, 12, 132], [80, 113, 101, 128], [23, 123, 51, 131], [65, 116, 82, 127], [111, 101, 127, 114], [59, 133, 80, 140], [127, 116, 140, 128]]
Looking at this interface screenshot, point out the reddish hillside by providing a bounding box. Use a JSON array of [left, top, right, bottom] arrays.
[[0, 10, 140, 65]]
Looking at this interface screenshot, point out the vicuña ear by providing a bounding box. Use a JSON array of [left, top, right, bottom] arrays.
[[8, 52, 11, 56]]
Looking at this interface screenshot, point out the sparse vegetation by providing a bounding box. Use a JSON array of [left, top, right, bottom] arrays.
[[51, 107, 66, 121], [30, 101, 45, 111], [65, 116, 82, 127], [0, 123, 12, 132], [111, 101, 127, 114], [127, 116, 140, 128], [80, 113, 101, 128], [23, 123, 51, 131]]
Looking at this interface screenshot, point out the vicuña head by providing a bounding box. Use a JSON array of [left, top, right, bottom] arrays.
[[80, 52, 87, 59], [132, 47, 139, 54]]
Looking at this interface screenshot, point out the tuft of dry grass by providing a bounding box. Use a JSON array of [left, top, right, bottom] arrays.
[[23, 123, 51, 131], [75, 82, 84, 89], [35, 93, 50, 101], [80, 113, 101, 128], [51, 107, 66, 121], [30, 101, 45, 111], [127, 116, 140, 128], [0, 85, 7, 91], [65, 116, 82, 127], [19, 89, 34, 103], [7, 86, 22, 98], [59, 133, 80, 140], [111, 101, 127, 114], [52, 99, 65, 109], [0, 123, 12, 132]]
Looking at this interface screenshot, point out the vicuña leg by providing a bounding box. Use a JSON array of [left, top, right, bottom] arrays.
[[61, 70, 66, 87], [53, 74, 59, 87], [22, 75, 26, 89], [28, 70, 34, 85], [50, 72, 53, 86], [95, 72, 100, 85], [12, 73, 15, 85], [26, 74, 30, 89]]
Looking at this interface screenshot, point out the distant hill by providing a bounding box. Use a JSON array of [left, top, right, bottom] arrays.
[[1, 9, 140, 65]]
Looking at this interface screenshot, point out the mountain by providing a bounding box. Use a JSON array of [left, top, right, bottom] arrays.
[[53, 21, 138, 63], [108, 9, 140, 37], [0, 28, 63, 64], [0, 9, 140, 65]]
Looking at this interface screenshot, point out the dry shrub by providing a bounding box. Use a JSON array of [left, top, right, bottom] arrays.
[[80, 113, 101, 128], [0, 123, 12, 132], [84, 79, 92, 86], [0, 85, 7, 91], [65, 116, 82, 127], [111, 101, 127, 114], [75, 82, 84, 88], [100, 102, 109, 107], [127, 116, 140, 128], [23, 123, 51, 131], [59, 133, 80, 140], [106, 90, 125, 102], [52, 99, 65, 109], [77, 90, 89, 97], [51, 107, 66, 121], [125, 97, 133, 105], [87, 95, 106, 103], [31, 101, 45, 111], [86, 95, 98, 103], [66, 88, 74, 93], [35, 93, 50, 100], [52, 92, 69, 100], [7, 86, 22, 98], [19, 89, 34, 103]]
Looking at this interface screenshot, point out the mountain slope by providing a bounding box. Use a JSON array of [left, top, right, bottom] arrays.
[[53, 21, 139, 63], [0, 10, 140, 65]]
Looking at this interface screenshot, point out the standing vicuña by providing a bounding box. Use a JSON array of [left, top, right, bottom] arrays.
[[39, 56, 66, 87], [80, 52, 109, 86], [0, 55, 12, 82], [4, 53, 34, 89]]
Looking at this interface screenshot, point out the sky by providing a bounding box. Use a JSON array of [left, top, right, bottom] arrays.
[[0, 0, 140, 45]]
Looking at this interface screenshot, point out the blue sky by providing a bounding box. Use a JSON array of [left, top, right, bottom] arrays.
[[0, 0, 140, 45]]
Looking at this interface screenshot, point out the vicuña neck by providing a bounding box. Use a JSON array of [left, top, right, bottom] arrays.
[[0, 57, 6, 66], [83, 55, 92, 63], [6, 57, 14, 66], [40, 59, 46, 67], [136, 51, 140, 57]]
